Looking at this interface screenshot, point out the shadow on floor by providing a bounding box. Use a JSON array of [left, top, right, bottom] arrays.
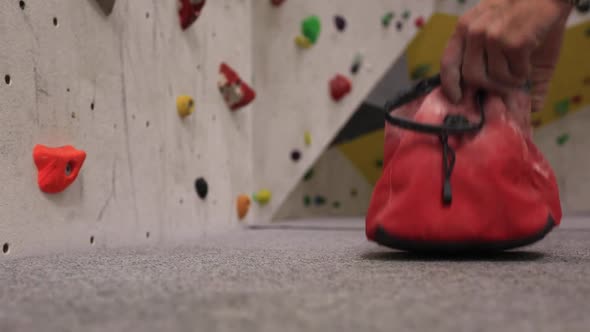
[[362, 250, 546, 262]]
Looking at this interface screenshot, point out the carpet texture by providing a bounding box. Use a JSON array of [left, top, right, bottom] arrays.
[[0, 218, 589, 332]]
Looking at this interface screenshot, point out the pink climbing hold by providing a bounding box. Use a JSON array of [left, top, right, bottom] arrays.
[[415, 16, 425, 28]]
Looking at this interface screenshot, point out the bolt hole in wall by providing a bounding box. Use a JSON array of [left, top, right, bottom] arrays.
[[90, 236, 95, 245], [291, 150, 301, 162], [65, 161, 73, 176], [53, 17, 58, 27], [4, 74, 11, 85], [146, 232, 150, 239], [19, 0, 25, 10], [2, 243, 9, 254], [90, 102, 95, 110]]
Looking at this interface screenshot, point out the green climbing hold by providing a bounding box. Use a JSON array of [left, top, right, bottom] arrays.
[[302, 15, 321, 44], [554, 99, 570, 117], [402, 10, 410, 20], [332, 201, 341, 209], [304, 195, 312, 207], [556, 133, 570, 146], [411, 64, 431, 80], [381, 12, 394, 27], [303, 168, 314, 181]]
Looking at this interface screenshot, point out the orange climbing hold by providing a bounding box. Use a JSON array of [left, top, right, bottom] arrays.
[[237, 194, 251, 220], [33, 145, 86, 193], [329, 74, 352, 102], [178, 0, 206, 30], [218, 63, 256, 111]]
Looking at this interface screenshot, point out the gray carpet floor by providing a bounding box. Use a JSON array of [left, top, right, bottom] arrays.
[[1, 217, 589, 332]]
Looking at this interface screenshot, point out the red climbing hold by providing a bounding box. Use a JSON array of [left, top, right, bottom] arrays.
[[218, 63, 256, 111], [178, 0, 206, 30], [33, 145, 86, 193], [329, 74, 352, 102], [415, 17, 425, 28], [572, 95, 583, 104], [271, 0, 286, 6]]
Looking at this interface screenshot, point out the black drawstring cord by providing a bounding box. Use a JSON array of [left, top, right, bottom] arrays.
[[382, 74, 486, 206], [439, 133, 455, 205]]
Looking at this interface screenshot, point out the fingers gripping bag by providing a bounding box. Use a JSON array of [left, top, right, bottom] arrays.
[[366, 75, 562, 252]]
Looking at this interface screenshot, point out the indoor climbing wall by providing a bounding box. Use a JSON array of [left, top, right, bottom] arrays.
[[0, 0, 256, 257], [274, 147, 375, 219], [277, 1, 590, 219], [251, 0, 434, 223], [275, 56, 413, 219], [0, 0, 435, 256]]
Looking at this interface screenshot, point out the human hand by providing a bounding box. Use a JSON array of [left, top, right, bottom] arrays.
[[440, 0, 573, 112]]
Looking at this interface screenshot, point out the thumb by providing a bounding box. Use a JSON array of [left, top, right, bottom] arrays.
[[503, 90, 533, 135]]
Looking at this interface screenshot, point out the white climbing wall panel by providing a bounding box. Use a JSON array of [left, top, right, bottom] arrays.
[[1, 0, 436, 257], [533, 105, 590, 213], [0, 0, 254, 257], [274, 147, 374, 220], [251, 0, 434, 223]]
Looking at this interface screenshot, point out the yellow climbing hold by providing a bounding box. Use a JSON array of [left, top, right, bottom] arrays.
[[304, 131, 312, 146], [295, 35, 312, 49], [176, 95, 195, 118], [253, 189, 272, 205]]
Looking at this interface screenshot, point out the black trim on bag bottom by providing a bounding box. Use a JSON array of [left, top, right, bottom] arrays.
[[374, 215, 556, 253]]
